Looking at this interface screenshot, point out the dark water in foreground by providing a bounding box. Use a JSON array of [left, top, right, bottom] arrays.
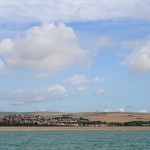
[[0, 130, 150, 150]]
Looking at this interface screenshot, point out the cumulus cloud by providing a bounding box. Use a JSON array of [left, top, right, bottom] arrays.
[[0, 84, 68, 105], [118, 108, 125, 112], [77, 86, 88, 92], [0, 38, 14, 53], [95, 88, 119, 98], [65, 75, 106, 85], [95, 88, 105, 96], [0, 0, 149, 22], [138, 109, 148, 113], [0, 23, 88, 72], [93, 77, 106, 83], [35, 73, 49, 78], [64, 75, 88, 85], [121, 40, 150, 72], [0, 60, 8, 75], [133, 1, 150, 20], [48, 84, 68, 98], [104, 109, 113, 112], [104, 108, 125, 112]]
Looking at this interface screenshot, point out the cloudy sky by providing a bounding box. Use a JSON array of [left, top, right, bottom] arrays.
[[0, 0, 150, 112]]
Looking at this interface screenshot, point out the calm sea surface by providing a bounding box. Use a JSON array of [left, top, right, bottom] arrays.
[[0, 130, 150, 150]]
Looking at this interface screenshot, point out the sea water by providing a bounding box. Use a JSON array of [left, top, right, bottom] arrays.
[[0, 130, 150, 150]]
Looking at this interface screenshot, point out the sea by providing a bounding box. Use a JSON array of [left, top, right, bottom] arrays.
[[0, 130, 150, 150]]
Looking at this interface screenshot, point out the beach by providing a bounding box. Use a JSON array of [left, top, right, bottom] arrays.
[[1, 126, 150, 131]]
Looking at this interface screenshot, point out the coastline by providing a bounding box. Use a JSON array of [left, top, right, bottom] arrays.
[[1, 126, 150, 131]]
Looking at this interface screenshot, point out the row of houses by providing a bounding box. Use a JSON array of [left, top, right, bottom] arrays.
[[1, 114, 149, 126], [0, 114, 109, 126]]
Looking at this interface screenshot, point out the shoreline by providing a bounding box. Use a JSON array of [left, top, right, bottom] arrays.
[[1, 126, 150, 131]]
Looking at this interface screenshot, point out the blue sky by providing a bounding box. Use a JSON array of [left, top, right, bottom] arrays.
[[0, 0, 150, 112]]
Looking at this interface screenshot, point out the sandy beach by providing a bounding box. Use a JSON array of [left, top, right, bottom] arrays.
[[0, 126, 150, 131]]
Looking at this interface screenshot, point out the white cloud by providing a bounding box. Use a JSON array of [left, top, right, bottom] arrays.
[[38, 108, 49, 112], [95, 88, 119, 98], [121, 40, 150, 72], [36, 73, 49, 78], [133, 1, 150, 20], [64, 75, 88, 85], [0, 84, 68, 105], [0, 60, 8, 75], [95, 88, 105, 96], [104, 109, 113, 112], [0, 23, 88, 72], [77, 86, 88, 92], [118, 108, 125, 112], [0, 38, 14, 53], [0, 0, 149, 22], [48, 84, 68, 98], [138, 109, 148, 113], [93, 77, 106, 83], [65, 75, 106, 85], [104, 108, 125, 112]]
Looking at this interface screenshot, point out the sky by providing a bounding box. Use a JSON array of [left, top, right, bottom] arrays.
[[0, 0, 150, 112]]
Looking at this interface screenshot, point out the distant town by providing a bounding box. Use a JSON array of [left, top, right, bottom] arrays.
[[0, 114, 150, 127]]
